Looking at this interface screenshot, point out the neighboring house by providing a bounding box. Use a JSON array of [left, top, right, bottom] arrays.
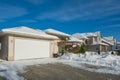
[[114, 42, 120, 51], [65, 37, 84, 53], [72, 33, 88, 45], [101, 36, 116, 51], [45, 28, 71, 54], [72, 31, 108, 52], [0, 26, 59, 61]]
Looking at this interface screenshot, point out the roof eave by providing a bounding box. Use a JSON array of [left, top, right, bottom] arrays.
[[2, 31, 59, 40]]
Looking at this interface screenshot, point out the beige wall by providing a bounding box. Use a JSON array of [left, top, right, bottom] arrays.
[[8, 36, 15, 61], [87, 44, 108, 52], [0, 36, 9, 60], [0, 35, 58, 61], [87, 45, 97, 52], [50, 40, 60, 57], [0, 35, 16, 61], [99, 45, 108, 52]]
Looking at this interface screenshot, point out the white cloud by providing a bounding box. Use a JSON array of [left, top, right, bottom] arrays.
[[25, 0, 46, 5], [19, 20, 37, 22], [37, 0, 120, 21], [0, 5, 28, 21]]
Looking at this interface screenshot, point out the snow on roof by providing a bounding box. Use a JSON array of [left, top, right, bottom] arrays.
[[117, 42, 120, 45], [2, 26, 59, 39], [72, 31, 101, 40], [101, 38, 114, 45], [45, 28, 70, 37], [103, 36, 114, 41], [68, 37, 84, 43], [72, 33, 88, 39], [82, 32, 97, 37], [98, 42, 108, 46]]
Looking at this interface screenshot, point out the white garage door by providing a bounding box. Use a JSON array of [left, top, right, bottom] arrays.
[[14, 38, 50, 60]]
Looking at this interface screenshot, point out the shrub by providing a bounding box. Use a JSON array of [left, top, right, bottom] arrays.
[[79, 46, 86, 54], [76, 45, 86, 54]]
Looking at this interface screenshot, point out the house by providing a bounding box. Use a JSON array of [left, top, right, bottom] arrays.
[[101, 36, 116, 51], [0, 26, 59, 61], [72, 33, 88, 45], [65, 37, 84, 53], [72, 31, 108, 52], [114, 42, 120, 51], [45, 28, 71, 54]]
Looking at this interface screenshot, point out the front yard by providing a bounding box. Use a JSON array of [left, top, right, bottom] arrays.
[[0, 52, 120, 80]]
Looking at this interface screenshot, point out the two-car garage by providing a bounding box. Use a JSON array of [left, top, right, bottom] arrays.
[[14, 37, 51, 60]]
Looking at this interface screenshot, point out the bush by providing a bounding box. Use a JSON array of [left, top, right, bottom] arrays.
[[79, 46, 86, 53], [76, 45, 86, 54]]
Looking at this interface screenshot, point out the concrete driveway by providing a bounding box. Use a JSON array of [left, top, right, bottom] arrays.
[[20, 63, 120, 80]]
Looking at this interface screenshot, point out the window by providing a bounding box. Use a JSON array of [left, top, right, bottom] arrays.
[[94, 37, 97, 42], [116, 46, 118, 49]]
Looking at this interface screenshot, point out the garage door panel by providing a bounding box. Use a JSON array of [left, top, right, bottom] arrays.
[[14, 38, 50, 60]]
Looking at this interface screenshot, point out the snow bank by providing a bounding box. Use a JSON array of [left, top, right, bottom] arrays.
[[61, 52, 120, 74]]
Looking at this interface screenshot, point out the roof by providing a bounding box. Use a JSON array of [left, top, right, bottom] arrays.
[[101, 38, 114, 45], [72, 33, 88, 39], [103, 36, 114, 41], [72, 31, 101, 40], [117, 42, 120, 45], [68, 37, 84, 43], [1, 26, 59, 39], [45, 28, 70, 37], [90, 40, 108, 46], [98, 42, 108, 46], [82, 32, 97, 37]]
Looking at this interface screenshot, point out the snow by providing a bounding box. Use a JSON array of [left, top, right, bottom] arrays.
[[97, 42, 108, 46], [101, 38, 114, 45], [0, 58, 60, 80], [45, 28, 70, 37], [0, 53, 120, 80], [72, 33, 88, 39], [104, 36, 114, 41], [72, 31, 101, 40], [68, 37, 84, 43], [2, 26, 58, 39], [60, 52, 120, 75]]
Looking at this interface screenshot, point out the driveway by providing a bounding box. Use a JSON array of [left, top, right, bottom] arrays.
[[20, 63, 120, 80], [0, 76, 6, 80]]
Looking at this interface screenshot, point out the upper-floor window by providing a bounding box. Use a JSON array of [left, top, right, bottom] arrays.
[[85, 40, 88, 44], [116, 46, 118, 49], [94, 37, 97, 42]]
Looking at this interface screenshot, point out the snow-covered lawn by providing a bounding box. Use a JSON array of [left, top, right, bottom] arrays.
[[61, 52, 120, 74], [0, 52, 120, 80]]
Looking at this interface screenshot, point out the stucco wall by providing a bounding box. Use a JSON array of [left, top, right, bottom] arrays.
[[0, 36, 9, 60], [8, 36, 15, 61], [87, 45, 97, 52]]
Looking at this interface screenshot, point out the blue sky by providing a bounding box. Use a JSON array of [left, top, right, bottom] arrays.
[[0, 0, 120, 41]]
